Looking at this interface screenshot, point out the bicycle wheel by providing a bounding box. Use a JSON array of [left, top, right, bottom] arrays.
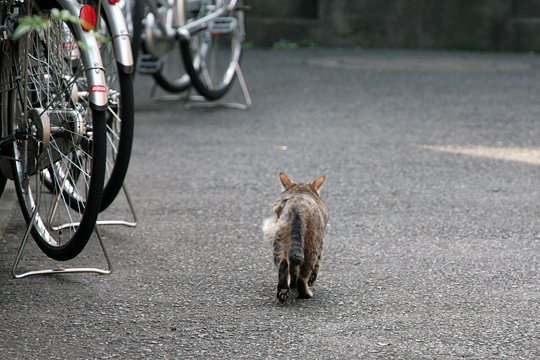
[[132, 0, 190, 92], [180, 0, 244, 100], [97, 9, 135, 211], [9, 6, 106, 261]]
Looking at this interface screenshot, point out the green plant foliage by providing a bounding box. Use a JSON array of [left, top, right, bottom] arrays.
[[243, 41, 255, 50], [12, 8, 109, 49], [272, 39, 299, 50], [12, 14, 49, 40]]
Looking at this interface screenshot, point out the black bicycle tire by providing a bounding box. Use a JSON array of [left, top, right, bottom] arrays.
[[131, 0, 144, 75], [17, 113, 106, 261], [180, 37, 236, 100], [67, 2, 135, 211], [152, 58, 191, 93], [0, 8, 13, 200], [132, 0, 190, 92], [11, 109, 107, 261], [179, 0, 242, 101], [0, 172, 6, 199], [100, 68, 134, 211]]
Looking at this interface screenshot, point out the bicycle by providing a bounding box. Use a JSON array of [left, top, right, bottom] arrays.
[[131, 0, 245, 100], [0, 0, 108, 262]]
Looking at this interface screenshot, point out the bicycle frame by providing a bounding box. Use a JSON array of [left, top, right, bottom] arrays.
[[139, 0, 180, 36], [139, 0, 239, 41], [178, 0, 238, 40], [101, 0, 134, 74], [59, 0, 108, 110]]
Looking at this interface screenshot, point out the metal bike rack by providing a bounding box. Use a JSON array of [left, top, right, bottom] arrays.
[[11, 176, 113, 279], [150, 60, 252, 110], [97, 183, 138, 227], [12, 225, 113, 279], [183, 59, 252, 110], [12, 182, 137, 279]]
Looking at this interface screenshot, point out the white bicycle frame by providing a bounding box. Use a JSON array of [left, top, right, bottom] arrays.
[[136, 0, 238, 41], [59, 0, 108, 110], [179, 0, 238, 39], [100, 0, 134, 74]]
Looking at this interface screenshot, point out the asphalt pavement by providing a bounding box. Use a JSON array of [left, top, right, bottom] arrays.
[[1, 48, 539, 359]]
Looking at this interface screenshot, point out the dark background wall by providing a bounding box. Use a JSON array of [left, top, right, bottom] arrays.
[[244, 0, 540, 51]]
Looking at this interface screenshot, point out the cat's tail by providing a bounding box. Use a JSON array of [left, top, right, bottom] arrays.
[[289, 206, 304, 266]]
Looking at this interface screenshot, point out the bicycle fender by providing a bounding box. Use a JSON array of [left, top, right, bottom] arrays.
[[57, 0, 108, 111], [101, 1, 134, 73]]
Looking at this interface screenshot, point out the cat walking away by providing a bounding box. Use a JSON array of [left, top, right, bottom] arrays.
[[263, 172, 329, 302]]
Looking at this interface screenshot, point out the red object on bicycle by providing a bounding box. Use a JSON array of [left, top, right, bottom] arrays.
[[80, 5, 96, 31]]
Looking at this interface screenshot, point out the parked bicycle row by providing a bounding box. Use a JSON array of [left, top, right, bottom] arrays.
[[0, 0, 246, 277]]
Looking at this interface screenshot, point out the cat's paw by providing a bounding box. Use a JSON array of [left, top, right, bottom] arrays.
[[297, 283, 313, 299], [277, 288, 290, 302], [308, 273, 317, 287], [297, 290, 313, 299]]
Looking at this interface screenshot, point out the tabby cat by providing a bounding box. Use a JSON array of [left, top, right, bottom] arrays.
[[263, 172, 329, 302]]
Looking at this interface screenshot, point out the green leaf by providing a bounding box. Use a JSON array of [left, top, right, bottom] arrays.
[[12, 14, 51, 39], [12, 24, 32, 40]]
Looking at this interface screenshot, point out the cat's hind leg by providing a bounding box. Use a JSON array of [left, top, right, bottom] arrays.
[[276, 260, 290, 302], [308, 254, 322, 287], [297, 263, 314, 299], [308, 271, 318, 287], [289, 263, 299, 289]]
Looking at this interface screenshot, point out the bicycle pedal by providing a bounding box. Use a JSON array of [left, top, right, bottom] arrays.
[[137, 54, 163, 74], [209, 17, 237, 35]]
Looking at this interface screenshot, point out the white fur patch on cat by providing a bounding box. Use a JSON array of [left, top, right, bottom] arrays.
[[262, 216, 277, 237]]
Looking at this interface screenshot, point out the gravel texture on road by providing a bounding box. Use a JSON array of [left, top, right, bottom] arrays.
[[1, 48, 539, 359]]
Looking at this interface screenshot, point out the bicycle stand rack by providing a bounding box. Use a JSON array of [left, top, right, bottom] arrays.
[[149, 58, 252, 110], [11, 179, 138, 279], [12, 223, 112, 279], [184, 60, 252, 110], [97, 183, 138, 227], [9, 174, 135, 279], [11, 186, 138, 279]]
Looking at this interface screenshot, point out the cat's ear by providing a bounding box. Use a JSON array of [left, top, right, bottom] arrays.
[[310, 175, 326, 194], [279, 171, 296, 190]]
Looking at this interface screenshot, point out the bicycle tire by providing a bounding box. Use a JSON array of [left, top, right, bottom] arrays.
[[0, 172, 6, 199], [0, 90, 9, 199], [153, 55, 191, 93], [98, 11, 135, 211], [9, 4, 106, 261], [41, 3, 134, 212], [130, 0, 144, 74], [0, 6, 13, 200], [180, 0, 243, 100], [132, 0, 190, 93], [101, 70, 134, 210]]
